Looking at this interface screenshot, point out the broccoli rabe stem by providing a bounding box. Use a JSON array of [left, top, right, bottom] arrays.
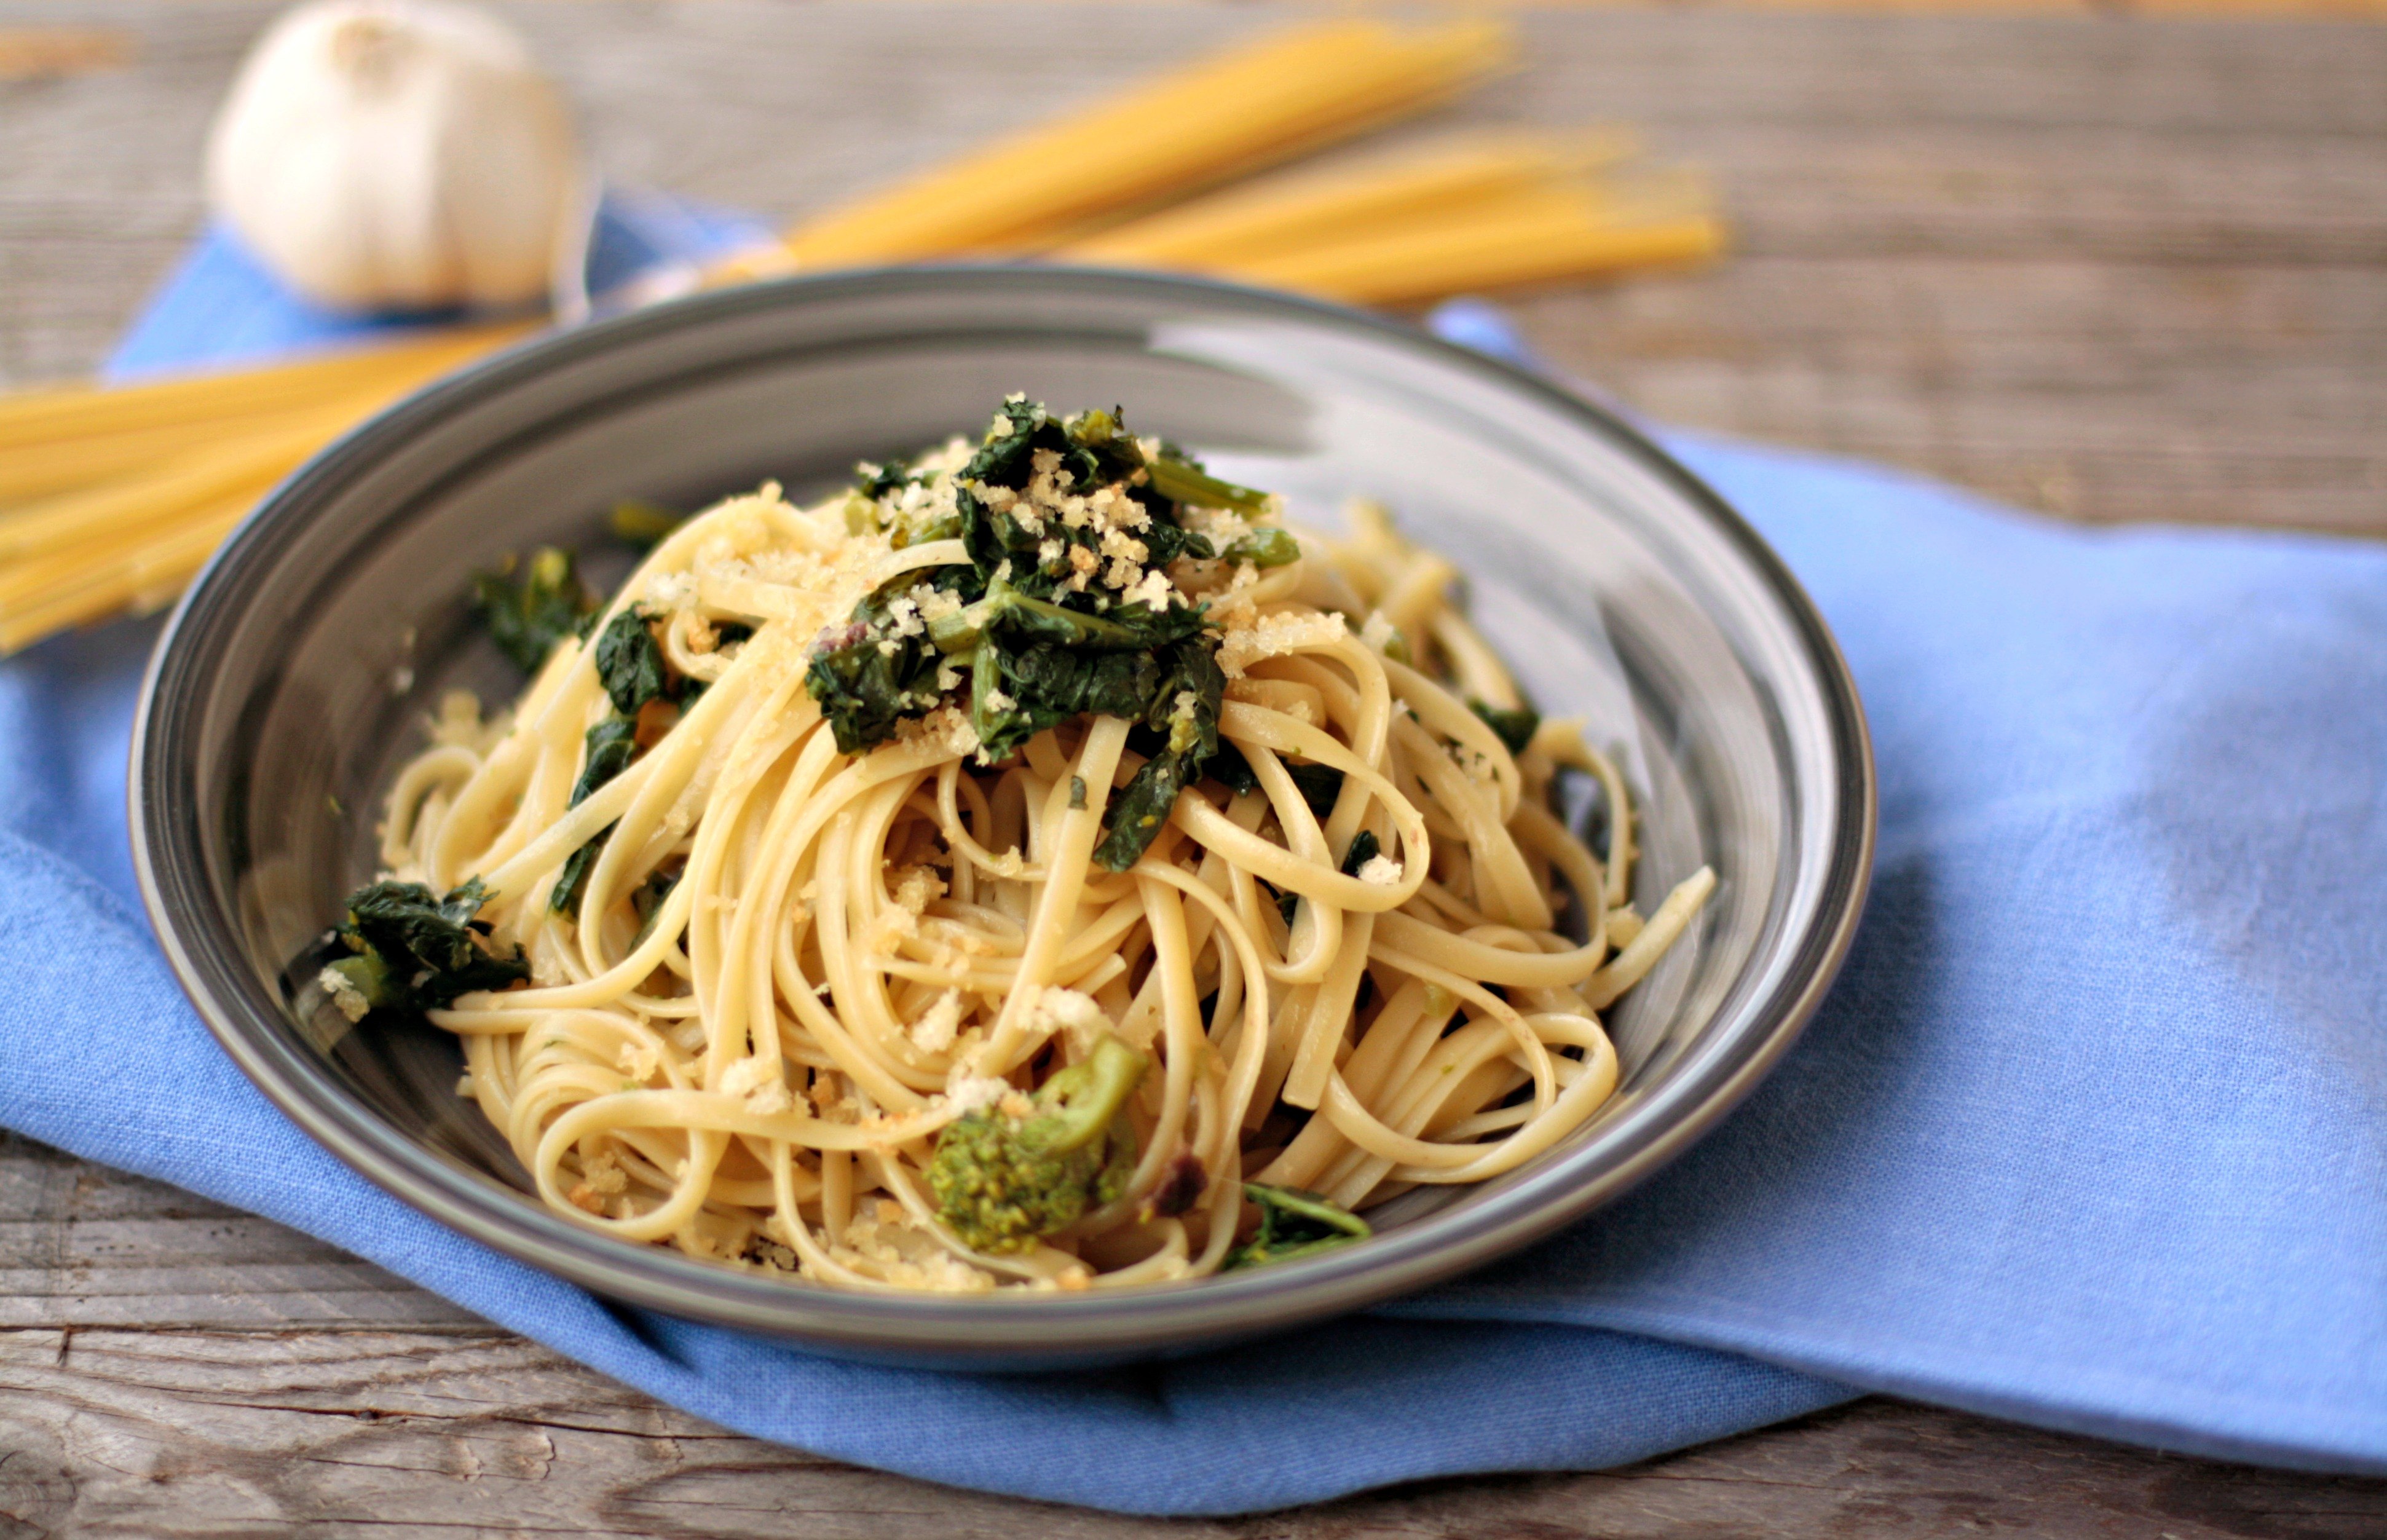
[[320, 950, 393, 1014], [927, 578, 1171, 656], [1225, 1182, 1371, 1270], [1022, 1035, 1148, 1155], [1143, 456, 1271, 516], [1228, 527, 1301, 568], [927, 1035, 1151, 1255]]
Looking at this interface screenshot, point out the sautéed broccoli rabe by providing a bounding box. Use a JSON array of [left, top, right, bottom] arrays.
[[805, 397, 1284, 872]]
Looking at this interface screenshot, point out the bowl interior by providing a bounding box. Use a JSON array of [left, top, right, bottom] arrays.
[[138, 269, 1869, 1365]]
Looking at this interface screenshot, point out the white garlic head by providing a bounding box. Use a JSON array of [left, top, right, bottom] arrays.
[[205, 0, 582, 312]]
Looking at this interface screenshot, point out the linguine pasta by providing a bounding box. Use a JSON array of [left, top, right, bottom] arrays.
[[342, 400, 1714, 1294]]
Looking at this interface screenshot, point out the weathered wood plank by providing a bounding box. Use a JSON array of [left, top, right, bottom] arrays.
[[0, 1134, 478, 1329], [3, 1325, 2385, 1539]]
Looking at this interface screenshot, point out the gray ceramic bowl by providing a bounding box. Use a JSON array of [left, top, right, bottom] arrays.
[[133, 266, 1872, 1368]]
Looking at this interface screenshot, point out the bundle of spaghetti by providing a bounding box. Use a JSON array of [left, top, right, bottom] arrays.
[[1231, 192, 1721, 307], [0, 322, 521, 467], [373, 449, 1713, 1293], [767, 19, 1512, 270], [0, 20, 1730, 655], [0, 324, 529, 647], [1062, 130, 1636, 269], [1068, 146, 1724, 306]]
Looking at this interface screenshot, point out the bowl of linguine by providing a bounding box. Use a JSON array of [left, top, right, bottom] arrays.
[[133, 266, 1872, 1366]]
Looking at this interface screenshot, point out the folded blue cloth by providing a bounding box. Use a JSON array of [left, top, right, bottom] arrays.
[[108, 192, 773, 375], [3, 222, 2381, 1514]]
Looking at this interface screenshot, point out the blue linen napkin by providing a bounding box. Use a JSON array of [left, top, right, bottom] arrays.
[[2, 221, 2382, 1513], [108, 192, 774, 375]]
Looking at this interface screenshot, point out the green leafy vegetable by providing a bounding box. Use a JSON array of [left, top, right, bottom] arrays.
[[806, 612, 949, 754], [570, 716, 639, 807], [854, 457, 917, 501], [1092, 642, 1225, 871], [1225, 1183, 1371, 1270], [552, 613, 690, 917], [548, 711, 643, 915], [1284, 761, 1344, 819], [949, 400, 1221, 575], [1468, 698, 1541, 757], [629, 864, 682, 948], [968, 625, 1207, 765], [593, 609, 672, 716], [1209, 742, 1260, 796], [928, 1035, 1150, 1254], [550, 828, 613, 917], [471, 547, 595, 673], [326, 877, 527, 1016], [805, 397, 1298, 872]]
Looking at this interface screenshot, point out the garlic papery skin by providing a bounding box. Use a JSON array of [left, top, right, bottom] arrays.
[[205, 0, 581, 312]]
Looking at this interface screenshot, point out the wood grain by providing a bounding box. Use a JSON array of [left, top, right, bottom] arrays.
[[6, 1317, 2387, 1538], [2, 1, 2384, 1532], [0, 1132, 475, 1330]]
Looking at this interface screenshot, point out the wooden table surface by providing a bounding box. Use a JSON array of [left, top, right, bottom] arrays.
[[3, 3, 2383, 1534]]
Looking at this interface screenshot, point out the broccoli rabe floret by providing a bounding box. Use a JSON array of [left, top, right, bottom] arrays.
[[928, 1035, 1150, 1254]]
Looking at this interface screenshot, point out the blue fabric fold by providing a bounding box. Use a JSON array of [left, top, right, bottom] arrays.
[[108, 195, 773, 378], [2, 221, 2380, 1514]]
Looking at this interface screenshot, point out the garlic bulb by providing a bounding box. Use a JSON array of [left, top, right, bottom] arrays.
[[205, 0, 582, 312]]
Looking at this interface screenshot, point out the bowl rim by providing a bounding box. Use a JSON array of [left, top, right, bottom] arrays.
[[131, 263, 1874, 1363]]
